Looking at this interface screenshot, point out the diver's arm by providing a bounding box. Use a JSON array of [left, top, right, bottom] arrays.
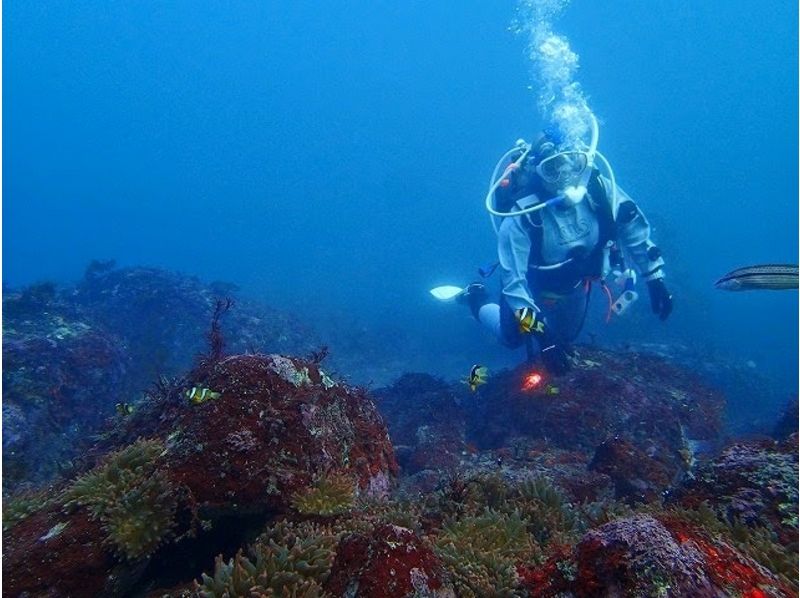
[[610, 183, 666, 281], [498, 216, 539, 311], [499, 212, 571, 373]]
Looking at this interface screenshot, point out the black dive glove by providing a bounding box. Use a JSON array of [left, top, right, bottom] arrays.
[[515, 308, 571, 376], [539, 335, 571, 376], [647, 279, 673, 321]]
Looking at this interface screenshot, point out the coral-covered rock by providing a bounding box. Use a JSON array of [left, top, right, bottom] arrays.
[[676, 437, 798, 545], [516, 544, 574, 598], [567, 514, 794, 598], [465, 348, 724, 502], [551, 464, 614, 504], [326, 523, 453, 597], [659, 514, 797, 597], [375, 373, 466, 474], [3, 507, 118, 597], [164, 354, 397, 512], [574, 515, 716, 596], [3, 438, 193, 597], [473, 348, 723, 450], [772, 399, 798, 440], [374, 348, 724, 505], [399, 469, 447, 497], [3, 353, 398, 597], [73, 263, 316, 376], [589, 436, 675, 503]]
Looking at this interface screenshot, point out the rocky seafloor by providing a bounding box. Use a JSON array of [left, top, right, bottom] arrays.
[[3, 264, 798, 597]]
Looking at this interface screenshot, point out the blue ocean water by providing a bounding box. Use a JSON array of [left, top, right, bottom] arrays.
[[5, 0, 798, 423]]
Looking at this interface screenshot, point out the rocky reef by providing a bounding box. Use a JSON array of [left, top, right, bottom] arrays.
[[3, 263, 324, 493], [3, 266, 798, 597], [677, 435, 799, 546], [379, 348, 724, 506], [3, 281, 129, 489]]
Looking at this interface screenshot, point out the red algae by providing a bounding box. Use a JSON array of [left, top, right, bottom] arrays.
[[326, 524, 447, 597]]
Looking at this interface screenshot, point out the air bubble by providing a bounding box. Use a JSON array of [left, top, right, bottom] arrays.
[[514, 0, 595, 147]]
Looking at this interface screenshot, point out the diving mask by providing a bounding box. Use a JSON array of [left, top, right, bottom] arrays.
[[535, 150, 589, 186]]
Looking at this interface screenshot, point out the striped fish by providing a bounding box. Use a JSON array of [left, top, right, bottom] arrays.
[[715, 264, 799, 291]]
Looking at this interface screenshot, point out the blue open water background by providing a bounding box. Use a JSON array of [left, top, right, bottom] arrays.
[[5, 1, 798, 425]]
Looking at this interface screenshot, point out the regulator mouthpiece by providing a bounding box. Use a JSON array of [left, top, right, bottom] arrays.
[[561, 185, 587, 206]]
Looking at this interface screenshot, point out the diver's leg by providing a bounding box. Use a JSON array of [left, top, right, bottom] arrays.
[[468, 297, 526, 349], [457, 283, 489, 319], [477, 303, 502, 338], [456, 284, 506, 342], [462, 286, 526, 349]]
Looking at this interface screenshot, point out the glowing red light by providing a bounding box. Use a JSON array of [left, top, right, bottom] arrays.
[[522, 371, 544, 392]]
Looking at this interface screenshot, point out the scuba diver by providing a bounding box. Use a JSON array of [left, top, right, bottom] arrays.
[[438, 115, 672, 376]]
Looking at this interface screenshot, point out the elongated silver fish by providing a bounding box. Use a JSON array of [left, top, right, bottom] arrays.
[[715, 264, 799, 291]]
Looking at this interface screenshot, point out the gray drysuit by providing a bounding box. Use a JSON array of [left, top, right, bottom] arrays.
[[480, 173, 665, 348]]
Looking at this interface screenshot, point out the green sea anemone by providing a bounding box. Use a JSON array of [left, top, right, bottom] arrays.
[[513, 477, 582, 545], [291, 473, 355, 517], [62, 438, 177, 560], [435, 508, 536, 597], [3, 490, 54, 532], [196, 520, 336, 597]]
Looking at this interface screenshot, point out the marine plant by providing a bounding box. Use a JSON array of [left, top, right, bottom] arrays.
[[291, 473, 355, 517], [210, 298, 234, 360], [361, 498, 423, 534], [434, 508, 536, 597], [62, 438, 178, 559], [517, 477, 563, 506], [323, 496, 423, 539], [196, 520, 336, 597], [99, 468, 178, 559], [192, 297, 234, 379]]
